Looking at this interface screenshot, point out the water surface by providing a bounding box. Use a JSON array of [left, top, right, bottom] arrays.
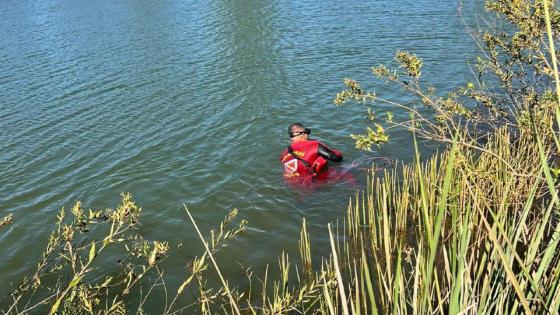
[[0, 0, 484, 304]]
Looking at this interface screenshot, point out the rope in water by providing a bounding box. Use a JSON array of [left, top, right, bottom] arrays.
[[337, 156, 393, 173]]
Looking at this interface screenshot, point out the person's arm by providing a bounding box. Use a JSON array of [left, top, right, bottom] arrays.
[[317, 143, 343, 162]]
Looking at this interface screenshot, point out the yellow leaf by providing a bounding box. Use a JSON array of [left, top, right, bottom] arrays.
[[100, 276, 112, 288], [148, 250, 156, 266], [69, 275, 83, 288], [177, 275, 195, 294], [88, 242, 96, 263], [50, 297, 62, 315], [108, 301, 123, 312]]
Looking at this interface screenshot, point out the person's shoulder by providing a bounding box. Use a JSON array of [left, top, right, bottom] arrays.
[[311, 139, 326, 147]]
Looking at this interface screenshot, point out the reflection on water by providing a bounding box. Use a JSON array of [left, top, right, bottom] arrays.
[[0, 0, 484, 302]]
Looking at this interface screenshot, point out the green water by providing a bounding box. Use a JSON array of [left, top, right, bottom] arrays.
[[1, 0, 484, 307]]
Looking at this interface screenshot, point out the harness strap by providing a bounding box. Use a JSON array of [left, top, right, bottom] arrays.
[[287, 145, 317, 174]]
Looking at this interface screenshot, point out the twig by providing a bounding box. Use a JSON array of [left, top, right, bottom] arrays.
[[328, 224, 349, 315], [184, 205, 241, 315]]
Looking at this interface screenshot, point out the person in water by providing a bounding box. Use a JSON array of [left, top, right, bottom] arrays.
[[280, 123, 344, 181]]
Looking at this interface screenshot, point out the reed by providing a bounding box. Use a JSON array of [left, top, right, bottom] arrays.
[[323, 125, 557, 314]]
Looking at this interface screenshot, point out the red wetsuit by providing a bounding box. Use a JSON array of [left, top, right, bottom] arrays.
[[280, 140, 344, 184]]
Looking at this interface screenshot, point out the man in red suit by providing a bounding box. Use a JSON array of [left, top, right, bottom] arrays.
[[280, 123, 345, 184]]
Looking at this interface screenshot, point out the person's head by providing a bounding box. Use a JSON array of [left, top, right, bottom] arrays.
[[288, 123, 311, 141]]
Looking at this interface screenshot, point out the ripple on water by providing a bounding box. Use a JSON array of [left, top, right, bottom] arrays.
[[0, 0, 485, 298]]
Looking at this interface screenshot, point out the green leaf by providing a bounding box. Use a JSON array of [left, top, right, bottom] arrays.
[[69, 275, 83, 288], [88, 242, 96, 263], [386, 111, 393, 123], [50, 297, 62, 315], [361, 249, 378, 315]]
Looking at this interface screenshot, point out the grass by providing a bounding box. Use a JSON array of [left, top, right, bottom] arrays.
[[325, 125, 557, 314]]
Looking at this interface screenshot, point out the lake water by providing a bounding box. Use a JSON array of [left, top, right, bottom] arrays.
[[1, 0, 484, 307]]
